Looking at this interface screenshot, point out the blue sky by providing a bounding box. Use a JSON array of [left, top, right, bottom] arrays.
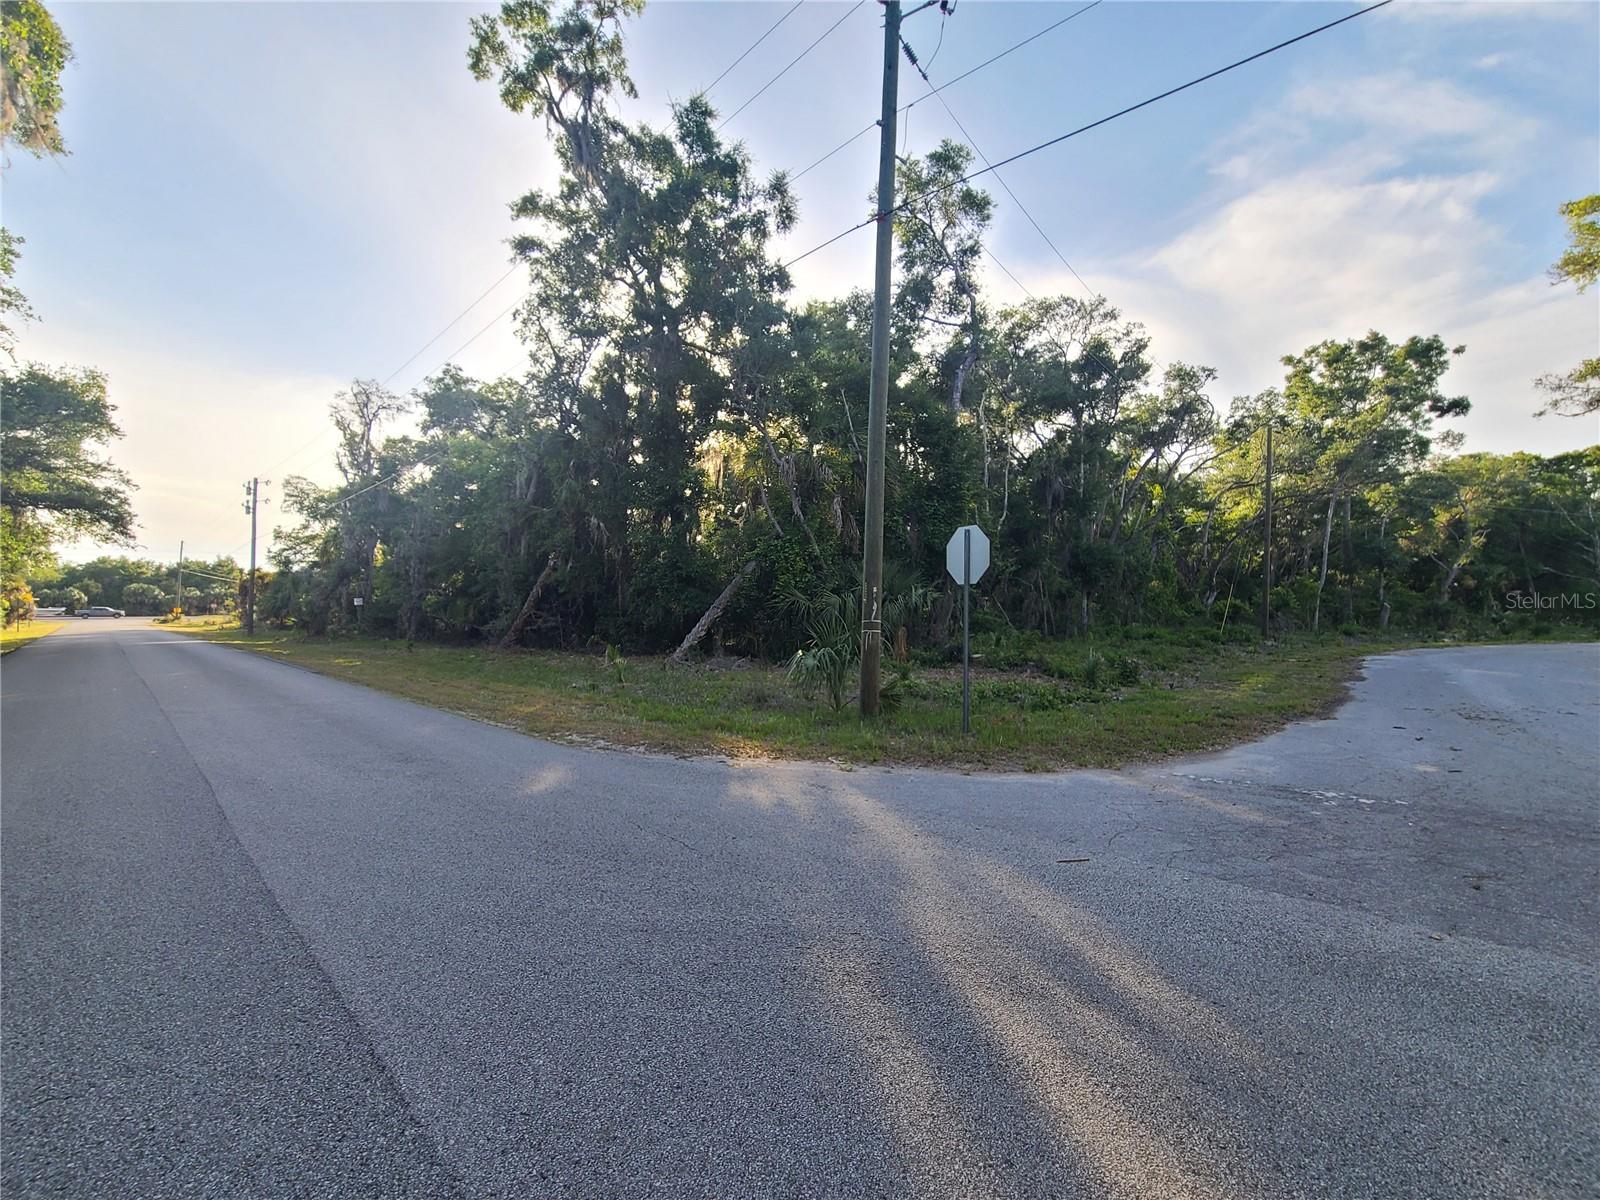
[[6, 1, 1597, 564]]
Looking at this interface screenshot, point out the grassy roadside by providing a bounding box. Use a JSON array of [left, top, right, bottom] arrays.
[[0, 621, 64, 655], [165, 615, 1439, 770]]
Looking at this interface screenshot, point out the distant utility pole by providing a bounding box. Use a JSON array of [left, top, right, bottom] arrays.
[[1260, 423, 1273, 639], [243, 478, 264, 635], [176, 540, 185, 615], [859, 0, 902, 718]]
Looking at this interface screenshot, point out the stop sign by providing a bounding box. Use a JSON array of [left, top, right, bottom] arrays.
[[946, 525, 990, 586]]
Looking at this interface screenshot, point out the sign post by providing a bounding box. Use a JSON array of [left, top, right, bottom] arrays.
[[945, 524, 990, 736]]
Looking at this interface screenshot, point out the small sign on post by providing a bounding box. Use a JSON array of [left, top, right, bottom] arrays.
[[946, 524, 990, 735]]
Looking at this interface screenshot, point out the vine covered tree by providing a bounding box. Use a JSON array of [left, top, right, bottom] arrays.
[[1, 0, 72, 157]]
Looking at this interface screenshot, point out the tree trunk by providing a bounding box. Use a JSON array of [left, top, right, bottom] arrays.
[[499, 552, 560, 649], [1340, 493, 1355, 625], [1438, 493, 1477, 600], [1312, 493, 1336, 632], [670, 559, 757, 665], [1376, 512, 1389, 613], [949, 288, 980, 413], [405, 509, 424, 642], [950, 341, 978, 413]]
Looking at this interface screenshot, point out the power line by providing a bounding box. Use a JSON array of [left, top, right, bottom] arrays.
[[899, 30, 1146, 384], [914, 0, 1099, 112], [317, 304, 520, 513], [922, 3, 948, 73], [261, 0, 1101, 516], [378, 263, 522, 389], [253, 263, 523, 488], [783, 0, 1392, 269], [437, 298, 521, 376], [205, 0, 1105, 541], [332, 449, 446, 509], [700, 0, 806, 98], [172, 565, 240, 585], [323, 301, 521, 506], [790, 0, 1102, 183], [186, 279, 522, 557], [717, 0, 868, 131], [918, 74, 1098, 301]]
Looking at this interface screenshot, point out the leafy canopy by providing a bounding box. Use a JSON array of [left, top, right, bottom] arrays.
[[1538, 193, 1600, 418], [1, 0, 71, 157], [0, 363, 135, 543]]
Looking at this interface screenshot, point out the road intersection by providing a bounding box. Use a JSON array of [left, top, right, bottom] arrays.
[[4, 621, 1595, 1197]]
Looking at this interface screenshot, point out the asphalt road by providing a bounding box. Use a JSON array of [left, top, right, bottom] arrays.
[[3, 620, 1597, 1198]]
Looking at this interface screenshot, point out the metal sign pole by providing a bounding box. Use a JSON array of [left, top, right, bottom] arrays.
[[962, 527, 971, 736], [945, 523, 988, 738]]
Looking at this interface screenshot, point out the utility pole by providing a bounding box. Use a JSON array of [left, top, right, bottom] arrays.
[[859, 0, 902, 718], [243, 478, 260, 635], [176, 540, 185, 615], [1260, 423, 1273, 639]]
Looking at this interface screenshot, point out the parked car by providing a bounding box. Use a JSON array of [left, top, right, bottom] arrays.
[[78, 606, 125, 619]]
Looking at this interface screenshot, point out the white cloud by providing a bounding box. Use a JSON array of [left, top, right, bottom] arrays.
[[1211, 69, 1538, 185], [1040, 70, 1598, 456], [1382, 0, 1593, 23]]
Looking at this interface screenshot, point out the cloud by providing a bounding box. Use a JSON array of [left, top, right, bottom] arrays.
[[1210, 70, 1539, 184], [1382, 0, 1593, 23], [1037, 69, 1598, 456]]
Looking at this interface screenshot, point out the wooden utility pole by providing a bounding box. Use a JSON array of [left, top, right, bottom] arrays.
[[176, 540, 185, 615], [1260, 423, 1273, 638], [859, 0, 901, 718], [244, 478, 259, 635]]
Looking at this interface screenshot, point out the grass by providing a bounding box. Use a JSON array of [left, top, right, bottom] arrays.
[[0, 621, 64, 655], [164, 616, 1443, 770]]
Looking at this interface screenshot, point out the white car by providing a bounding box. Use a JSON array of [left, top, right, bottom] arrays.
[[77, 606, 125, 619]]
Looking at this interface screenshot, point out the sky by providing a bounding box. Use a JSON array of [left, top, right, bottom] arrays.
[[5, 0, 1597, 566]]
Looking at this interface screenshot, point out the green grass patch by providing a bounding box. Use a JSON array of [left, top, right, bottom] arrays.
[[0, 621, 64, 655], [167, 619, 1463, 770]]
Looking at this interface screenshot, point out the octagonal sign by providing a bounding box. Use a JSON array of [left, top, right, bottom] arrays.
[[945, 525, 990, 586]]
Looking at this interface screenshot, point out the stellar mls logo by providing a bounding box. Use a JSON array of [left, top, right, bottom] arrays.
[[1503, 590, 1598, 611]]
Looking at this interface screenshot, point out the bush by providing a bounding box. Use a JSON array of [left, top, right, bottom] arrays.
[[780, 582, 930, 712]]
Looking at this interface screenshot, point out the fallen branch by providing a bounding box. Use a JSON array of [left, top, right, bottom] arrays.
[[499, 552, 560, 650], [670, 559, 758, 665]]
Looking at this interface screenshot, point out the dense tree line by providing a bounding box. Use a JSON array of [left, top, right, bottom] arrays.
[[251, 1, 1598, 659], [24, 554, 242, 616], [2, 0, 1593, 656]]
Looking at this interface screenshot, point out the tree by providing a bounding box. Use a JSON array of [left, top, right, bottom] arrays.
[[1537, 194, 1600, 418], [1, 0, 72, 158], [1277, 332, 1468, 629], [1, 364, 135, 543], [120, 582, 165, 614], [1, 577, 31, 626], [245, 6, 1592, 654], [1, 365, 134, 617], [1551, 194, 1600, 290], [468, 0, 796, 648], [893, 140, 992, 414], [1, 227, 36, 359]]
